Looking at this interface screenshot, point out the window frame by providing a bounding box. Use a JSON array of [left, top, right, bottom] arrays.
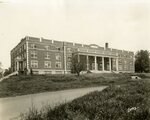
[[55, 53, 61, 60], [45, 52, 50, 59], [31, 44, 36, 49], [55, 62, 62, 68], [67, 48, 72, 52], [45, 45, 50, 50], [44, 61, 51, 68], [31, 51, 37, 58], [31, 60, 38, 68]]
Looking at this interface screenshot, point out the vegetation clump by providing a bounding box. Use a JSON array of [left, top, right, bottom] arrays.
[[21, 80, 150, 120], [0, 73, 132, 98]]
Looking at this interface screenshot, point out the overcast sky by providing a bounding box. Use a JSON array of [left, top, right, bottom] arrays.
[[0, 0, 150, 69]]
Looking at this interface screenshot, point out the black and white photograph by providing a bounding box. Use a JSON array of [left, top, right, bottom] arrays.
[[0, 0, 150, 119]]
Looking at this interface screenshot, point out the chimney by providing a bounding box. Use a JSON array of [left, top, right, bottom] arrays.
[[105, 43, 108, 49]]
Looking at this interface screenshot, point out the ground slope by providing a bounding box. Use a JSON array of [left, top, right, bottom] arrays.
[[21, 79, 150, 120], [0, 73, 132, 98]]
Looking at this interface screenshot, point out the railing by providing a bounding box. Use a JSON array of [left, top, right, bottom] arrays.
[[77, 48, 117, 56], [0, 71, 18, 82]]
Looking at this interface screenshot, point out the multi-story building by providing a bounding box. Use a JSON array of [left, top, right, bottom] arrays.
[[11, 36, 134, 74]]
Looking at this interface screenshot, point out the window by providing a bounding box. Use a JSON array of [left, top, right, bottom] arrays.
[[56, 53, 61, 60], [45, 46, 50, 50], [67, 54, 72, 61], [31, 51, 37, 58], [31, 60, 38, 68], [19, 48, 21, 53], [68, 54, 72, 57], [67, 62, 71, 69], [16, 56, 21, 60], [124, 61, 127, 70], [44, 61, 51, 68], [118, 59, 122, 70], [118, 59, 122, 65], [24, 52, 26, 59], [24, 44, 26, 50], [31, 44, 36, 48], [45, 52, 50, 59], [56, 47, 61, 51], [55, 62, 61, 68], [21, 45, 24, 52], [130, 61, 133, 65], [68, 57, 72, 62], [67, 48, 72, 52]]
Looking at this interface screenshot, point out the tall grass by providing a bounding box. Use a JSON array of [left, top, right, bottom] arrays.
[[0, 73, 132, 98], [21, 80, 150, 120]]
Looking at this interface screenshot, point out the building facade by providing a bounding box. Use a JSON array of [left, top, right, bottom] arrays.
[[11, 36, 134, 74]]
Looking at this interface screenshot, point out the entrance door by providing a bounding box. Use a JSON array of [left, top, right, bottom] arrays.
[[92, 63, 95, 70], [19, 61, 23, 71]]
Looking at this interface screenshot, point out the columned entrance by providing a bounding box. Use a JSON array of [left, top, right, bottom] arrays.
[[77, 54, 118, 72], [15, 60, 26, 72]]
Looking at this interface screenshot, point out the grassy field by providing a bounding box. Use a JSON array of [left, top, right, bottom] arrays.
[[20, 76, 150, 120], [0, 73, 135, 98], [1, 73, 150, 119]]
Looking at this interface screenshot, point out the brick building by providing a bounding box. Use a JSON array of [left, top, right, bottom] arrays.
[[11, 36, 134, 74]]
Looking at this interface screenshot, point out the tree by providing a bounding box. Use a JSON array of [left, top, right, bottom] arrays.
[[3, 67, 11, 76], [0, 62, 3, 78], [135, 50, 150, 73], [71, 54, 85, 76]]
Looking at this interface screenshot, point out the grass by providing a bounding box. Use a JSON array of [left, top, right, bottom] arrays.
[[0, 73, 133, 98], [20, 78, 150, 120], [1, 73, 150, 119]]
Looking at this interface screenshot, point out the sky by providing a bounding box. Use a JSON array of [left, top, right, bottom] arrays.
[[0, 0, 150, 69]]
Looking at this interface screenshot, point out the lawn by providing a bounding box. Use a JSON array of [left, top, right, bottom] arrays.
[[20, 75, 150, 120], [0, 73, 133, 98]]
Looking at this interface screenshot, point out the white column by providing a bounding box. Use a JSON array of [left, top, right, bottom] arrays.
[[17, 61, 19, 71], [94, 56, 97, 70], [102, 57, 104, 71], [15, 62, 17, 71], [109, 58, 112, 71], [26, 41, 29, 71], [86, 55, 89, 70], [78, 54, 80, 62], [133, 56, 135, 73], [64, 46, 67, 74], [116, 58, 119, 71]]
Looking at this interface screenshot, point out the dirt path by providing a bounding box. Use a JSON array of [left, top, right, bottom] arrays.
[[0, 86, 107, 120]]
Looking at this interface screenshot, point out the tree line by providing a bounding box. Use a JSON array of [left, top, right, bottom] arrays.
[[135, 50, 150, 73]]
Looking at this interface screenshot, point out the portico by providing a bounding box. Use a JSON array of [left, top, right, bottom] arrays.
[[15, 57, 26, 72], [77, 54, 118, 72]]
